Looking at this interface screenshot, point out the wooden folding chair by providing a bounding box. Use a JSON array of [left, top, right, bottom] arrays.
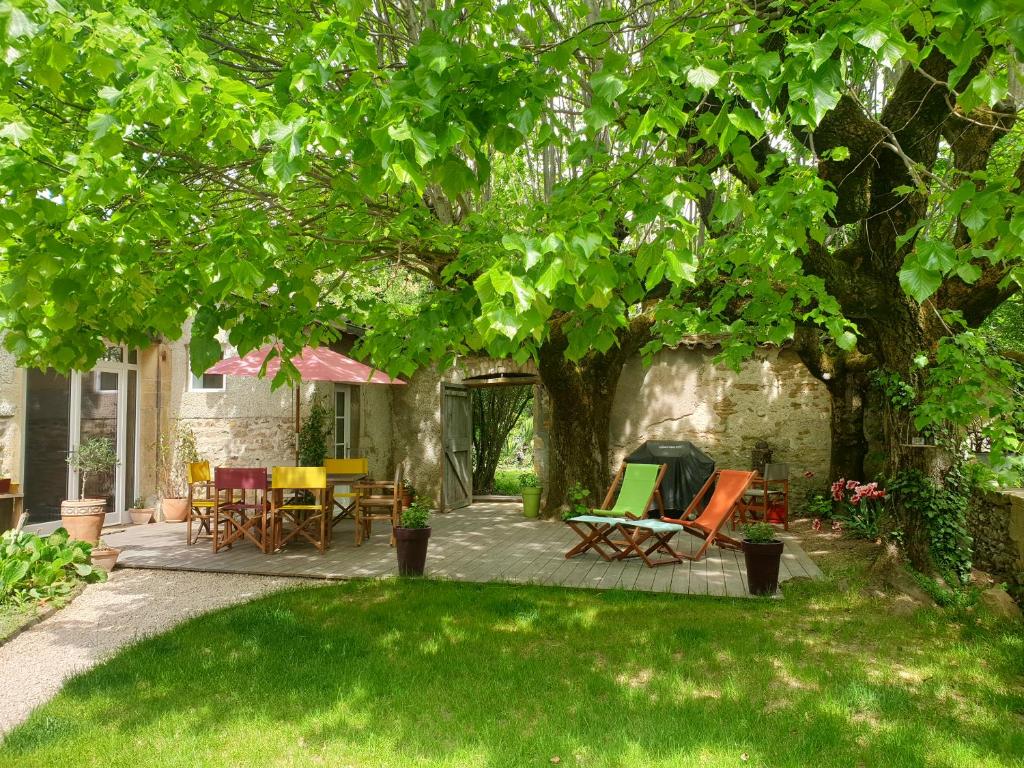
[[270, 466, 329, 554], [736, 462, 790, 530], [186, 461, 221, 546], [565, 462, 666, 561], [619, 469, 756, 563], [213, 467, 269, 553], [353, 465, 403, 546], [324, 457, 369, 525]]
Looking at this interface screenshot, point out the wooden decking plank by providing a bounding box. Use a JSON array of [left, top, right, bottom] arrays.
[[110, 502, 823, 598]]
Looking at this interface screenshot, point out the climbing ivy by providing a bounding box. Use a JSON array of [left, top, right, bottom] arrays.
[[887, 469, 973, 586]]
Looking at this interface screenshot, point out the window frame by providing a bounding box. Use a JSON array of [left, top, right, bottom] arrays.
[[187, 348, 227, 393]]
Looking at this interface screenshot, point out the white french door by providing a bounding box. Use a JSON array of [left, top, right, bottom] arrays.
[[23, 346, 139, 532]]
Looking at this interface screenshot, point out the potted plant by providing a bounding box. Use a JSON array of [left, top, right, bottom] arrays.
[[394, 498, 431, 576], [61, 436, 119, 544], [90, 538, 121, 572], [157, 425, 198, 522], [741, 522, 784, 596], [401, 480, 414, 509], [520, 473, 541, 518], [128, 496, 154, 525]]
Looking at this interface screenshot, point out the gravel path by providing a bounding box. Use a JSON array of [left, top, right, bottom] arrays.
[[0, 568, 313, 738]]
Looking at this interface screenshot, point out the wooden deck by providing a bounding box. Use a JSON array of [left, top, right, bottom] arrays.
[[104, 503, 822, 598]]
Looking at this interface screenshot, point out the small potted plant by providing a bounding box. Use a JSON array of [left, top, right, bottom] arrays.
[[128, 496, 155, 525], [520, 473, 541, 518], [90, 538, 121, 572], [394, 498, 431, 576], [62, 436, 119, 544], [156, 425, 198, 522], [741, 522, 784, 596], [401, 480, 415, 509]]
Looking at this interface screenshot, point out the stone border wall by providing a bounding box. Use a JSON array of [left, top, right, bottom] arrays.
[[968, 489, 1024, 597]]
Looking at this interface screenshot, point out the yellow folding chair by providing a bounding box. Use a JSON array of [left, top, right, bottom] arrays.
[[324, 457, 369, 525], [270, 466, 329, 554], [186, 460, 219, 546]]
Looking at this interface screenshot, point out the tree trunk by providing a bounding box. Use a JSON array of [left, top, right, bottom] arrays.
[[536, 318, 651, 515], [825, 370, 871, 482], [792, 328, 874, 483]]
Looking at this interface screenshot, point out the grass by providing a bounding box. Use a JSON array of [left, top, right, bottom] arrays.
[[0, 603, 39, 645], [1, 566, 1021, 768]]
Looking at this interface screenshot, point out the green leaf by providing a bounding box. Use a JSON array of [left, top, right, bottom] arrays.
[[0, 120, 32, 146], [686, 65, 721, 90], [726, 108, 764, 139], [899, 263, 942, 303], [955, 262, 982, 283]]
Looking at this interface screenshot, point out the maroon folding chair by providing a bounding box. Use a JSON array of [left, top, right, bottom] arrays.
[[213, 467, 270, 553]]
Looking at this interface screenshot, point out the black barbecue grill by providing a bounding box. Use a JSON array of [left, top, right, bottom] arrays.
[[624, 440, 715, 517]]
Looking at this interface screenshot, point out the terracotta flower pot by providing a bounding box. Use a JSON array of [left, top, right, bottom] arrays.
[[60, 499, 107, 544], [129, 508, 154, 525], [91, 546, 121, 573], [0, 478, 11, 494], [161, 497, 189, 522], [395, 526, 431, 576], [742, 539, 784, 596]]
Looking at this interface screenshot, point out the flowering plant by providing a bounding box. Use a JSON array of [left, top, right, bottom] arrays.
[[830, 478, 886, 539]]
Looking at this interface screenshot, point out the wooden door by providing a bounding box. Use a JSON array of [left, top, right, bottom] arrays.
[[442, 384, 472, 510]]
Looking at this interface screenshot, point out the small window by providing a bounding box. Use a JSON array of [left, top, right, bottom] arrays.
[[188, 350, 225, 392], [94, 371, 119, 393]]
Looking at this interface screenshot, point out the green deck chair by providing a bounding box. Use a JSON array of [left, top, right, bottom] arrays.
[[565, 462, 666, 561]]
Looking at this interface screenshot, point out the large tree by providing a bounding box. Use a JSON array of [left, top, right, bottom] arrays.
[[2, 0, 1023, 568]]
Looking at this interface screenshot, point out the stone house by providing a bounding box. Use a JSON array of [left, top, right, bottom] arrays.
[[0, 326, 831, 533]]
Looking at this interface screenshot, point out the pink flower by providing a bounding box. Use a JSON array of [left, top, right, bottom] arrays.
[[846, 480, 858, 490]]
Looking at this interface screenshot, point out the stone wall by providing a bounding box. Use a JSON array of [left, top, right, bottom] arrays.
[[968, 489, 1024, 597], [0, 345, 25, 482], [609, 345, 831, 499], [398, 346, 831, 508]]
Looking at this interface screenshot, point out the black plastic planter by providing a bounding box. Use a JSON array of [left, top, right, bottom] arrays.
[[742, 539, 784, 596], [395, 526, 432, 576]]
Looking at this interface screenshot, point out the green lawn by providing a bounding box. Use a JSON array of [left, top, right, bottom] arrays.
[[1, 575, 1020, 768], [0, 604, 38, 645]]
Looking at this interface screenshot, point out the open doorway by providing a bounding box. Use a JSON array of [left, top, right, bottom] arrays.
[[467, 373, 539, 500]]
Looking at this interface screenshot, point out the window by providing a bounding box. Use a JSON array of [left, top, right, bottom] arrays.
[[188, 349, 225, 392], [334, 386, 350, 457], [94, 370, 119, 393]]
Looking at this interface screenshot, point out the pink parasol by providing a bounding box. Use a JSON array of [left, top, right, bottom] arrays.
[[206, 345, 404, 462], [206, 345, 404, 385]]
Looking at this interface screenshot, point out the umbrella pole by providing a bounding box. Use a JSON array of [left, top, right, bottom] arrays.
[[294, 385, 300, 465]]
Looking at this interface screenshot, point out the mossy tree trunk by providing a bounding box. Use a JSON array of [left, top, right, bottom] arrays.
[[537, 317, 651, 515]]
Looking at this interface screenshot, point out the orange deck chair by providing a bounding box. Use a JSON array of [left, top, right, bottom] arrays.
[[617, 469, 756, 563]]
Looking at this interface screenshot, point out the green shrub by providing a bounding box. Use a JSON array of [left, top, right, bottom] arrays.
[[400, 499, 431, 529], [0, 528, 106, 606], [493, 469, 537, 495], [567, 482, 590, 516], [742, 522, 777, 543], [805, 492, 833, 519]]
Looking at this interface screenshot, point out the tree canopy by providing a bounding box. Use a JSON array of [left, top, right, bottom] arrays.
[[2, 0, 1023, 513]]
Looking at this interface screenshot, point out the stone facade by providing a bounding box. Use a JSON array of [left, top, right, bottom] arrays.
[[968, 489, 1024, 598], [398, 346, 830, 508], [1, 324, 395, 528], [609, 345, 831, 499]]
